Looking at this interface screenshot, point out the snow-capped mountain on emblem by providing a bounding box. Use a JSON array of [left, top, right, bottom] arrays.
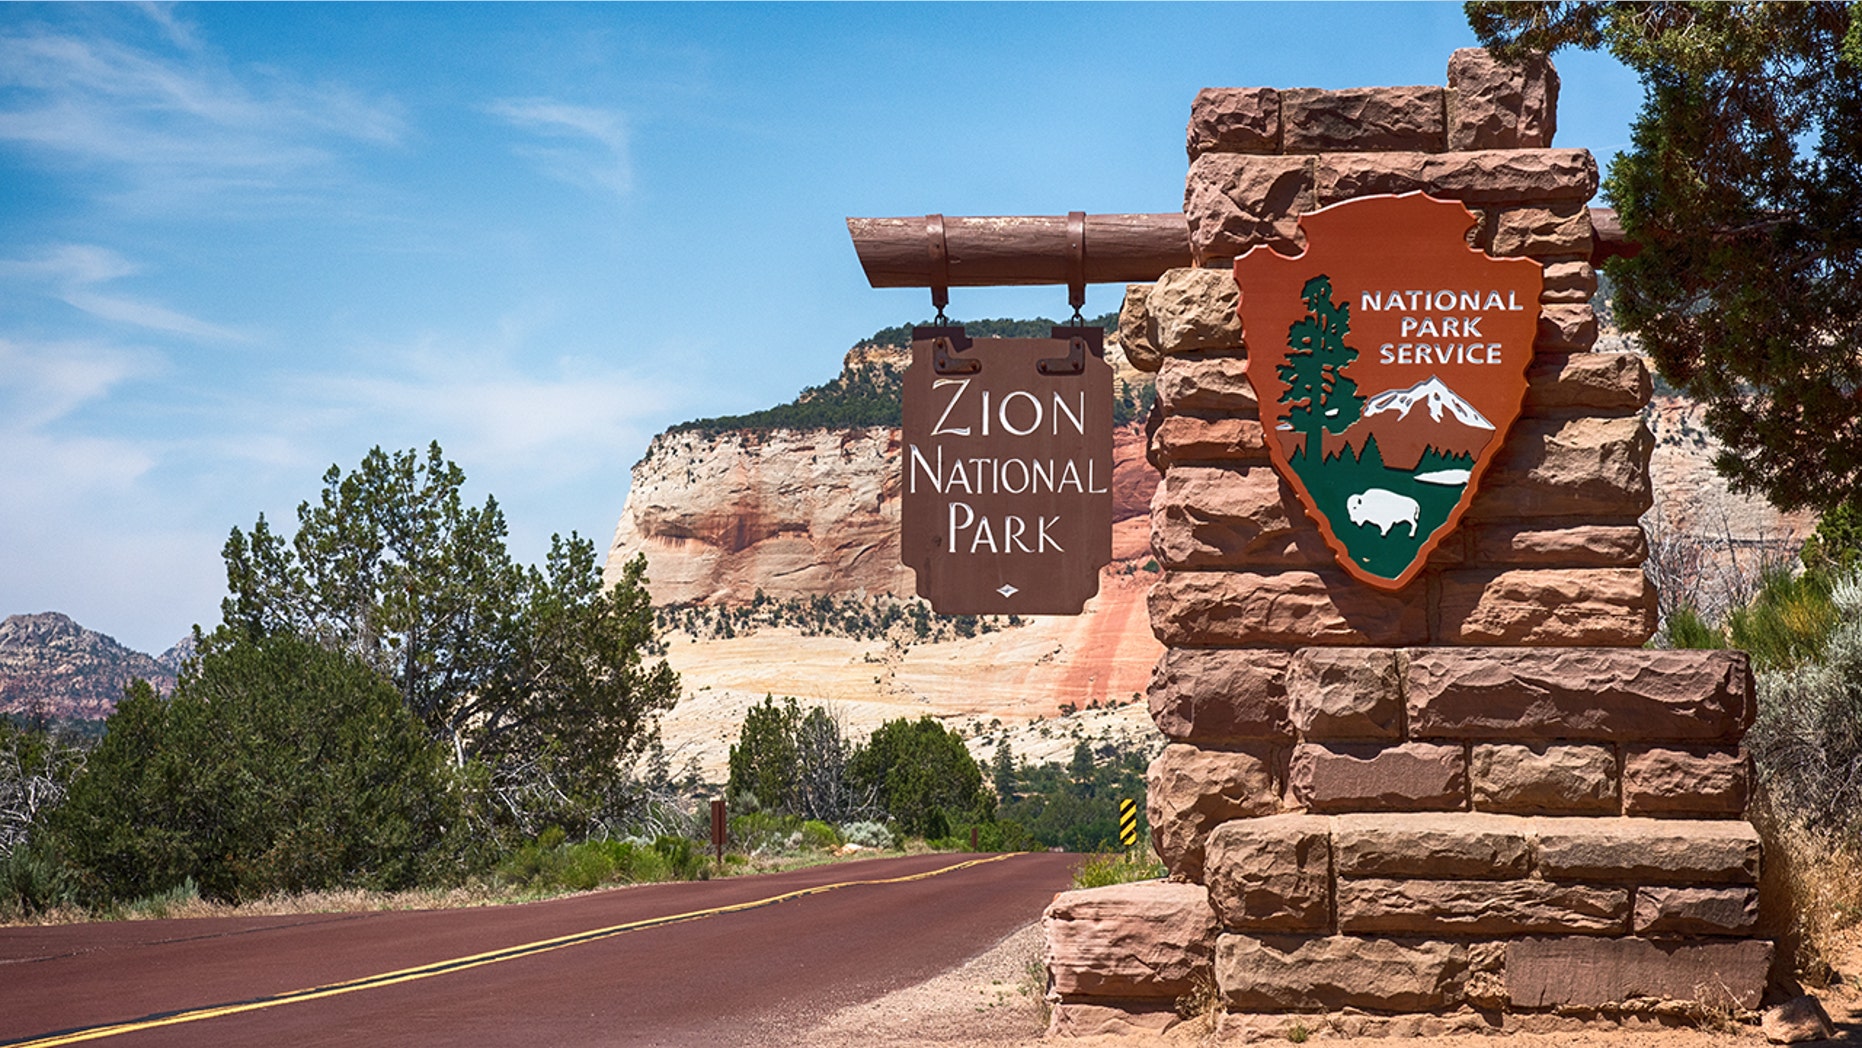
[[1363, 376, 1494, 429], [1335, 376, 1499, 471]]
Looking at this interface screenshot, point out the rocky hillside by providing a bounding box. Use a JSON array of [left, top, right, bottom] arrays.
[[0, 613, 177, 721]]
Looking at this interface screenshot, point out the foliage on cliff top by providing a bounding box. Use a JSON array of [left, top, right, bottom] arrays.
[[668, 313, 1123, 437]]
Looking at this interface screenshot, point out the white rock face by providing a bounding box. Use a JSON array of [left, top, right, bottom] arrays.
[[604, 425, 913, 605]]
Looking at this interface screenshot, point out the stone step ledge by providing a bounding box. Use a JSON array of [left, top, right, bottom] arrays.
[[1213, 933, 1770, 1014]]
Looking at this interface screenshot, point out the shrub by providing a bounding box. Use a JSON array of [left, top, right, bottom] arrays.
[[1748, 570, 1862, 844], [849, 716, 993, 839], [1729, 568, 1840, 670], [798, 820, 841, 850], [1662, 605, 1725, 650], [1072, 846, 1165, 889], [49, 635, 465, 905], [839, 820, 894, 849]]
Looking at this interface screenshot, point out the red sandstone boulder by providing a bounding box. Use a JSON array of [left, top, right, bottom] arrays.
[[1447, 47, 1559, 150], [1187, 86, 1280, 157], [1147, 742, 1281, 883], [1204, 814, 1332, 931], [1147, 647, 1290, 744], [1281, 86, 1445, 153], [1044, 880, 1218, 998]]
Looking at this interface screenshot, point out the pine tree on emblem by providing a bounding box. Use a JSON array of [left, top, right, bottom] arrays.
[[1276, 275, 1363, 458]]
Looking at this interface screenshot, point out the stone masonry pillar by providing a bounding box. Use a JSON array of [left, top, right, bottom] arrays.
[[1044, 49, 1770, 1038]]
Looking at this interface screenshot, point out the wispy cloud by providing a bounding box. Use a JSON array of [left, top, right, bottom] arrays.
[[488, 98, 632, 198], [0, 245, 248, 341], [0, 16, 405, 211], [0, 334, 158, 428]]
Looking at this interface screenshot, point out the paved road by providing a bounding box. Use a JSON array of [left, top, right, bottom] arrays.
[[0, 852, 1079, 1047]]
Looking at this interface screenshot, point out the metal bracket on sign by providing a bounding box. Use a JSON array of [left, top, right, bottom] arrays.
[[1041, 324, 1103, 376], [916, 324, 977, 375]]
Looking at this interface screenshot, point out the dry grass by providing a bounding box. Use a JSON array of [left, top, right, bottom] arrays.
[[1754, 797, 1862, 988], [1172, 970, 1224, 1042]]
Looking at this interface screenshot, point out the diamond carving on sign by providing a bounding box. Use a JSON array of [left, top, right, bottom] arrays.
[[997, 584, 1019, 598]]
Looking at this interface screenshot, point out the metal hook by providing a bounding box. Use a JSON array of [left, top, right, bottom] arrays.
[[927, 213, 950, 325], [1066, 210, 1086, 326]]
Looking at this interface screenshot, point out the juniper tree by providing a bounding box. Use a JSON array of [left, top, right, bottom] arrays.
[[1467, 1, 1862, 511], [219, 442, 678, 836]]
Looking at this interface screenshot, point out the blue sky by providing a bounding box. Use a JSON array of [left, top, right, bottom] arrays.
[[0, 3, 1643, 654]]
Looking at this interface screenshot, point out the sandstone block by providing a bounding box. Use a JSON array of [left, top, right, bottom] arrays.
[[1406, 648, 1754, 742], [1466, 523, 1647, 568], [1281, 86, 1445, 153], [1313, 149, 1597, 206], [1525, 352, 1651, 415], [1534, 817, 1761, 884], [1540, 259, 1596, 302], [1045, 880, 1219, 998], [1148, 268, 1245, 354], [1436, 568, 1657, 647], [1536, 303, 1598, 351], [1447, 47, 1559, 150], [1337, 877, 1627, 936], [1468, 415, 1654, 521], [1147, 648, 1291, 744], [1150, 415, 1267, 469], [1623, 747, 1751, 816], [1332, 812, 1532, 879], [1149, 466, 1327, 570], [1506, 936, 1771, 1011], [1149, 570, 1431, 648], [1472, 743, 1618, 814], [1046, 1002, 1180, 1038], [1188, 86, 1280, 157], [1117, 283, 1161, 373], [1490, 202, 1592, 257], [1289, 742, 1466, 812], [1285, 648, 1403, 741], [1185, 154, 1315, 262], [1761, 995, 1837, 1044], [1148, 743, 1281, 882], [1205, 814, 1332, 931], [1633, 885, 1760, 936], [1155, 352, 1254, 414], [1217, 934, 1469, 1012]]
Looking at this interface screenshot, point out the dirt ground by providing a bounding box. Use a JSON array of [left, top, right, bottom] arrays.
[[797, 925, 1862, 1047]]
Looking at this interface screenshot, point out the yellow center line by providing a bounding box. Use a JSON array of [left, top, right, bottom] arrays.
[[9, 853, 1019, 1048]]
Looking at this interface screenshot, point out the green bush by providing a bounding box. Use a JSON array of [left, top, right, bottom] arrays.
[[798, 820, 841, 851], [839, 820, 894, 849], [1071, 847, 1165, 889], [1728, 569, 1839, 670], [850, 717, 993, 839], [1748, 570, 1862, 845], [0, 840, 76, 920], [494, 832, 707, 893], [1664, 605, 1726, 650], [49, 635, 465, 905]]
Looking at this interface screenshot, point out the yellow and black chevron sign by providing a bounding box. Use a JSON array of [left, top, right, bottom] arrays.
[[1118, 797, 1138, 846]]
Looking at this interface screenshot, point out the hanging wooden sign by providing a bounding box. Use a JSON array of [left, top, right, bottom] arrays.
[[1234, 193, 1543, 591], [900, 325, 1113, 615]]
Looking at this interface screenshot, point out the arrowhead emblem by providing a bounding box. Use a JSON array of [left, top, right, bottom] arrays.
[[1234, 193, 1542, 591]]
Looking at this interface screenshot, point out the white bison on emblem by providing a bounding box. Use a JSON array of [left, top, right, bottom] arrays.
[[1346, 488, 1420, 538]]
